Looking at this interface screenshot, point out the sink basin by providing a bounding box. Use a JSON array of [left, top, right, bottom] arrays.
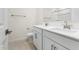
[[50, 28, 78, 33]]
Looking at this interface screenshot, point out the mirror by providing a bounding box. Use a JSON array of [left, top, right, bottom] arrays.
[[42, 8, 71, 25]]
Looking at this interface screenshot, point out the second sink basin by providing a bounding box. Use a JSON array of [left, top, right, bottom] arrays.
[[50, 28, 78, 33]]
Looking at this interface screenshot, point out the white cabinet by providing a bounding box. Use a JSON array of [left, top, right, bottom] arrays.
[[33, 26, 79, 50], [33, 27, 43, 50], [33, 26, 67, 50]]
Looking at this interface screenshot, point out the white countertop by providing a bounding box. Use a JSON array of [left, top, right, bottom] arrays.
[[34, 25, 79, 41]]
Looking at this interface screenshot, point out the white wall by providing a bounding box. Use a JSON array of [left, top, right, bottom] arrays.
[[8, 8, 37, 41], [35, 8, 44, 25], [71, 8, 79, 29]]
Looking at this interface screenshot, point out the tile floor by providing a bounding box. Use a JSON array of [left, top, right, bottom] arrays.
[[8, 39, 36, 50]]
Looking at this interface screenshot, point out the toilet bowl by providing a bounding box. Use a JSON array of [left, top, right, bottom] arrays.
[[26, 33, 33, 43]]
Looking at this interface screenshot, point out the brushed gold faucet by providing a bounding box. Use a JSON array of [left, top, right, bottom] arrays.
[[63, 20, 71, 29]]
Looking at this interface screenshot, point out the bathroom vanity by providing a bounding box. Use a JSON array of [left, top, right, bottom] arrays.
[[33, 8, 79, 50], [33, 25, 79, 50]]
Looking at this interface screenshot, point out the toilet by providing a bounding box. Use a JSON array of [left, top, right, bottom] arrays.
[[26, 33, 33, 43], [26, 33, 37, 49]]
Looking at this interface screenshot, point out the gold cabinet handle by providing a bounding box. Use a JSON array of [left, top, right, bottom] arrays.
[[51, 44, 54, 50]]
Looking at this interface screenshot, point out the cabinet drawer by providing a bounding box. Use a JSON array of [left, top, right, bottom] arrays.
[[43, 30, 79, 50]]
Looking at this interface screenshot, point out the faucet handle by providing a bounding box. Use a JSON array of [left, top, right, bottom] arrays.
[[45, 23, 48, 26]]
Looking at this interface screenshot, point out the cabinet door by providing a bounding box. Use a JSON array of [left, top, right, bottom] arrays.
[[33, 30, 42, 50], [43, 37, 54, 50]]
